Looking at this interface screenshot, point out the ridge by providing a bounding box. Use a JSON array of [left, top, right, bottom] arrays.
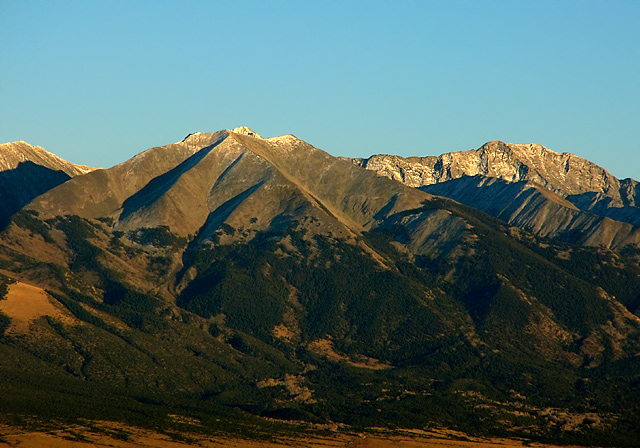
[[358, 141, 632, 199], [354, 141, 640, 250], [0, 141, 96, 176]]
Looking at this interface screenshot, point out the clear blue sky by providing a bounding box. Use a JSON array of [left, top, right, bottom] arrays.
[[2, 1, 638, 179]]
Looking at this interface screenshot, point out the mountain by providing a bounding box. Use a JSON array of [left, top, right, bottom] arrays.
[[27, 127, 427, 238], [353, 141, 640, 251], [1, 129, 640, 446], [0, 141, 95, 228]]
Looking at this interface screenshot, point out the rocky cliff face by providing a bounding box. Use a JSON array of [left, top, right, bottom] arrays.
[[355, 140, 639, 211], [354, 141, 640, 249]]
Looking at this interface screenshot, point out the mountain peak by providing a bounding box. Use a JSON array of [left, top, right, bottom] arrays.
[[231, 126, 263, 139], [0, 141, 95, 175]]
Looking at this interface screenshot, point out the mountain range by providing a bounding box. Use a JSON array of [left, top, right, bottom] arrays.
[[353, 141, 640, 251], [0, 128, 639, 446]]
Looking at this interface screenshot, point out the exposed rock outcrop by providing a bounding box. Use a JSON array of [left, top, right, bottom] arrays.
[[353, 141, 640, 250]]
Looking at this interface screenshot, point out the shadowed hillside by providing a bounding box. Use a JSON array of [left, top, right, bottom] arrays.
[[0, 141, 94, 228]]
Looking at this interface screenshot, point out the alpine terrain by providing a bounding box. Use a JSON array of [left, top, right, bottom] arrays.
[[353, 142, 640, 251], [0, 128, 639, 446]]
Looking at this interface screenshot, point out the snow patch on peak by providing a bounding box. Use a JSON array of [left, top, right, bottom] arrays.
[[267, 134, 299, 144], [231, 127, 263, 139], [265, 134, 302, 152]]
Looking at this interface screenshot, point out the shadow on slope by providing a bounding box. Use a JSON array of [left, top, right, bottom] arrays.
[[568, 192, 640, 227], [421, 176, 547, 217], [194, 180, 267, 244], [421, 176, 640, 250], [0, 161, 71, 229], [119, 134, 227, 222]]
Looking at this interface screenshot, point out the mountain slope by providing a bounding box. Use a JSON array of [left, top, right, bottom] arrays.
[[0, 141, 95, 227], [354, 141, 640, 250], [422, 176, 640, 250], [29, 128, 428, 239]]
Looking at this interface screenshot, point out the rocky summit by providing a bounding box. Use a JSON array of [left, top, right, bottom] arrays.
[[354, 141, 640, 251], [1, 129, 640, 446], [354, 141, 636, 199]]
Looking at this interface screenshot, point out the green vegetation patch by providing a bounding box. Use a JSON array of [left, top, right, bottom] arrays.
[[0, 310, 11, 337], [0, 273, 14, 301], [128, 226, 186, 250]]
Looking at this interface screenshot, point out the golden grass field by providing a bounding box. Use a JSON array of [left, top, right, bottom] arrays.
[[0, 422, 593, 448]]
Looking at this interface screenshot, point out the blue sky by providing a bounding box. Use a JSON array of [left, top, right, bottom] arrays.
[[2, 1, 638, 179]]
